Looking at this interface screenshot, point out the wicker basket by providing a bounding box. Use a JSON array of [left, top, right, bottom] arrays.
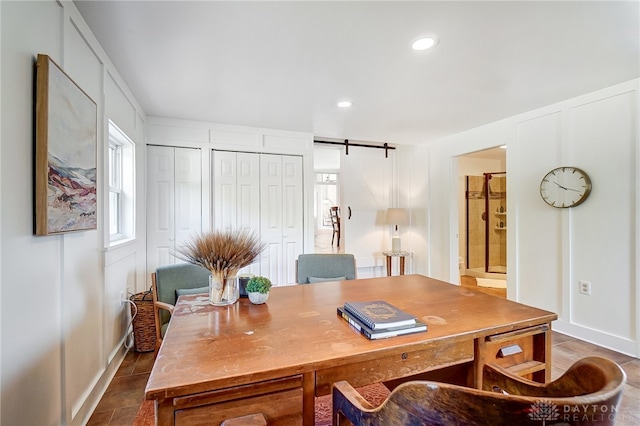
[[130, 290, 156, 352]]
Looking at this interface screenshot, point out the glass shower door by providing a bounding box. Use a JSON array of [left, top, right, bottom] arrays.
[[465, 173, 507, 275]]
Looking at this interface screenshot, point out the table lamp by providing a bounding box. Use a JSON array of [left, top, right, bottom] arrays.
[[385, 208, 408, 252]]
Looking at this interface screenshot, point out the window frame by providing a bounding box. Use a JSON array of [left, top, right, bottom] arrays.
[[107, 120, 135, 245]]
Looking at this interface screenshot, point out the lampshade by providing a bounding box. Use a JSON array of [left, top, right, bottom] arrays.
[[385, 208, 409, 226]]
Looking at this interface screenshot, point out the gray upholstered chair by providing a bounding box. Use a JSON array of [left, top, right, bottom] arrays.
[[151, 263, 211, 353], [296, 253, 356, 284]]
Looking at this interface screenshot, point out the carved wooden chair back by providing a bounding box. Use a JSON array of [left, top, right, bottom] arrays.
[[332, 356, 626, 426]]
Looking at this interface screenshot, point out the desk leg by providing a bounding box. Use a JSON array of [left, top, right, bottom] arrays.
[[302, 371, 315, 426], [155, 398, 173, 426], [472, 338, 484, 389], [399, 257, 405, 275], [385, 256, 392, 276]]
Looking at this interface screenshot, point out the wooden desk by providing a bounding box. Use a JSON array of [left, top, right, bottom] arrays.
[[146, 275, 556, 425]]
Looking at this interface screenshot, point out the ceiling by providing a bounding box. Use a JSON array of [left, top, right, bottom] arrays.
[[74, 1, 639, 145]]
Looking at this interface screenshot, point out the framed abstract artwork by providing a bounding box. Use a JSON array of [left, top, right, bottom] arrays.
[[35, 54, 97, 235]]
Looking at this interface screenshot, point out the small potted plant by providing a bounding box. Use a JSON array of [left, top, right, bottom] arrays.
[[245, 276, 272, 304]]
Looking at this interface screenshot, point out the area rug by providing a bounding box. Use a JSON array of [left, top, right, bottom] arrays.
[[132, 400, 153, 426], [315, 382, 390, 426], [133, 382, 390, 425], [476, 277, 507, 289]]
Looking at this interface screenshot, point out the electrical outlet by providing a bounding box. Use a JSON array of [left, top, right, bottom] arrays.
[[120, 290, 125, 304], [579, 280, 591, 295]]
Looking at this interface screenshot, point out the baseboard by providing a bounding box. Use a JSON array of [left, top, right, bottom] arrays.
[[70, 344, 129, 426], [553, 320, 637, 358]]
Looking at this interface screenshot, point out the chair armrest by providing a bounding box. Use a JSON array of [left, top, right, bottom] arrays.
[[333, 380, 378, 426], [154, 300, 174, 316], [333, 381, 376, 411]]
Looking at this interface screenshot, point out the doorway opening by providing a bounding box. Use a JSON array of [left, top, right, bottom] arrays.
[[313, 147, 342, 253], [457, 146, 507, 292]]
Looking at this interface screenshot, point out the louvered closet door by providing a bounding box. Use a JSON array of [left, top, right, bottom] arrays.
[[147, 146, 202, 276]]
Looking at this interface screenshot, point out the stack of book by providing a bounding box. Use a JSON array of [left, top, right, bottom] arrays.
[[337, 300, 427, 340]]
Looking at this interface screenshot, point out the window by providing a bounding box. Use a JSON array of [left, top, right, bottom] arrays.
[[108, 141, 122, 236], [108, 121, 135, 244]]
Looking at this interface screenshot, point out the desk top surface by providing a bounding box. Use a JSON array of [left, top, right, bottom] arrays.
[[146, 274, 556, 400]]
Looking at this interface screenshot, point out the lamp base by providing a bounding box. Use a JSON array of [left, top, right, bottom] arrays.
[[392, 237, 401, 252]]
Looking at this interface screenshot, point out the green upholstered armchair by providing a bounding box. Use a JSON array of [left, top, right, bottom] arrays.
[[296, 253, 356, 284], [151, 263, 211, 353]]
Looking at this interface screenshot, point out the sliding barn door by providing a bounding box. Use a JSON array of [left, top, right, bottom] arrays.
[[341, 146, 395, 268]]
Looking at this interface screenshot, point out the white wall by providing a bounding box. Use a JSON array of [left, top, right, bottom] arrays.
[[1, 1, 147, 424], [420, 79, 639, 356]]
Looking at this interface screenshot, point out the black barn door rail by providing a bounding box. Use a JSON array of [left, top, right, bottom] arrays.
[[314, 139, 395, 158]]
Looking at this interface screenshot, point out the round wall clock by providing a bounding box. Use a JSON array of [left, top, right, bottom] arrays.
[[539, 167, 592, 208]]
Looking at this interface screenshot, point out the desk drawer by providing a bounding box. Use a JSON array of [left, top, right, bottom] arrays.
[[173, 376, 303, 425], [316, 340, 473, 396], [484, 325, 548, 380]]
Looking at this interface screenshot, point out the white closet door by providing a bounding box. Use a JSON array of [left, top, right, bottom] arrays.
[[260, 154, 303, 286], [147, 146, 201, 275], [236, 152, 261, 233], [213, 150, 238, 230], [260, 154, 284, 284], [281, 155, 303, 285], [147, 146, 175, 273], [213, 150, 261, 276], [341, 146, 394, 268], [174, 148, 202, 249]]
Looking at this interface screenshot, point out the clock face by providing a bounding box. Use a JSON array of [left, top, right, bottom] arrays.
[[539, 167, 592, 208]]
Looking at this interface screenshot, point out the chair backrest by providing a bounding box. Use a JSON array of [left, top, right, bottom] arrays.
[[330, 206, 340, 228], [296, 253, 356, 284], [333, 356, 626, 426], [154, 263, 211, 325]]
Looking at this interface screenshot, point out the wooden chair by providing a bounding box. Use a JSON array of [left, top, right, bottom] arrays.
[[296, 253, 356, 284], [332, 356, 626, 426], [330, 206, 341, 247], [151, 263, 211, 353]]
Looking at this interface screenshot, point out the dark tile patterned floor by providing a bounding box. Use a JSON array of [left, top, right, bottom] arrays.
[[87, 350, 155, 426]]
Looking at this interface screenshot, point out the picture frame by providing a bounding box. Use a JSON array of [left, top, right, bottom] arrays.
[[35, 54, 98, 235]]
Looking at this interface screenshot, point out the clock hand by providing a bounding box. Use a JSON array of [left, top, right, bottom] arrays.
[[552, 181, 582, 193], [551, 181, 569, 191]]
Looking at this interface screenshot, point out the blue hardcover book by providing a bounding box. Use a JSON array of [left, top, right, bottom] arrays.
[[337, 307, 427, 340], [343, 300, 416, 330]]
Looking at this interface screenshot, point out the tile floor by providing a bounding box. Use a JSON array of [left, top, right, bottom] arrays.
[[87, 350, 155, 425], [87, 279, 640, 426]]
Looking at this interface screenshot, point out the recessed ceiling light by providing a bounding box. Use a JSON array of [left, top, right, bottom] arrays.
[[337, 101, 352, 108], [411, 36, 438, 51]]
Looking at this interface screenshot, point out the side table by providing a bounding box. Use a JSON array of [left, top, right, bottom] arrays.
[[382, 251, 412, 276]]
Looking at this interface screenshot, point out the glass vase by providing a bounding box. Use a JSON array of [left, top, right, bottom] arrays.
[[209, 275, 239, 306]]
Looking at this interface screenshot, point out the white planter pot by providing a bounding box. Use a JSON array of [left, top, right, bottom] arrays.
[[248, 292, 269, 304]]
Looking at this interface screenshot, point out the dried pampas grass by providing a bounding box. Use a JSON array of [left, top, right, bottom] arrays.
[[176, 229, 265, 283]]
